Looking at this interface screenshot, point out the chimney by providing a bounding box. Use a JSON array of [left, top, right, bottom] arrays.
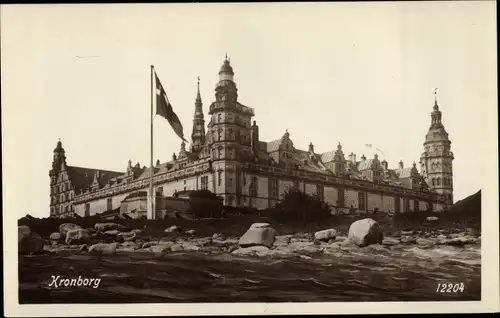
[[399, 160, 404, 169], [251, 120, 259, 152], [361, 154, 366, 161], [309, 142, 314, 153], [351, 153, 356, 164]]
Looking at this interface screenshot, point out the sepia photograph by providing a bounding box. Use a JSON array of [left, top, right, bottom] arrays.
[[2, 2, 498, 316]]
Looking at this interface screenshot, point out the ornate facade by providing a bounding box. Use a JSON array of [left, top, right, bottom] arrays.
[[49, 57, 453, 219]]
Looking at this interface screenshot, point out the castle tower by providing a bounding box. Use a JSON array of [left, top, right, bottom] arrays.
[[419, 90, 454, 207], [207, 55, 255, 206], [51, 139, 67, 172], [190, 76, 206, 153]]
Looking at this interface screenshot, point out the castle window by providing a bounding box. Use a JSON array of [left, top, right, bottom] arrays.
[[50, 207, 55, 215], [227, 177, 233, 188], [338, 188, 345, 208], [317, 184, 324, 201], [85, 203, 90, 217], [60, 206, 64, 214], [201, 176, 209, 190], [218, 147, 222, 159], [293, 180, 300, 190], [270, 179, 278, 199], [218, 130, 223, 141], [218, 114, 222, 123], [250, 176, 258, 197], [107, 198, 112, 211], [432, 178, 435, 186], [437, 178, 441, 186], [65, 205, 69, 213], [358, 192, 366, 210], [157, 186, 163, 195], [414, 200, 420, 212], [218, 171, 222, 186]]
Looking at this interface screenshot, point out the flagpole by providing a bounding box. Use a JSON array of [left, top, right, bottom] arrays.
[[149, 65, 154, 220]]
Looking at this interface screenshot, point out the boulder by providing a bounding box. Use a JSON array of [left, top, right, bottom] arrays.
[[84, 228, 96, 235], [131, 229, 143, 236], [103, 230, 120, 236], [347, 218, 384, 247], [439, 236, 476, 246], [274, 235, 292, 247], [19, 230, 45, 255], [65, 229, 90, 245], [164, 225, 182, 233], [426, 216, 438, 221], [232, 246, 271, 257], [116, 231, 137, 242], [94, 223, 126, 232], [239, 223, 276, 248], [150, 244, 173, 254], [314, 229, 337, 242], [400, 236, 417, 245], [170, 244, 184, 252], [212, 233, 226, 241], [49, 232, 64, 241], [185, 229, 196, 235], [88, 243, 119, 254], [18, 225, 31, 241], [382, 237, 400, 246], [59, 223, 82, 237]]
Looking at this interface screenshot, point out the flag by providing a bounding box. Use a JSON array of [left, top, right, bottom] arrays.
[[365, 144, 372, 147], [154, 72, 187, 142], [376, 148, 386, 156]]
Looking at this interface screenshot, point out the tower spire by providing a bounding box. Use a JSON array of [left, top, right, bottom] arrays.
[[433, 88, 439, 110], [191, 76, 205, 153]]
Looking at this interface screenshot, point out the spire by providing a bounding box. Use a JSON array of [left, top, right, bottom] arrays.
[[433, 88, 439, 111], [195, 76, 202, 104], [191, 76, 206, 153]]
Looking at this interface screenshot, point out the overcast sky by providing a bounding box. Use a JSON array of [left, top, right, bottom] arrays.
[[2, 2, 497, 218]]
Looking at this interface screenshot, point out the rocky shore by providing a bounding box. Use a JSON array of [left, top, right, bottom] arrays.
[[19, 218, 481, 259]]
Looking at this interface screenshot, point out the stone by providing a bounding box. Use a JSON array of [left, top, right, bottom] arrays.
[[439, 236, 476, 246], [19, 231, 45, 255], [382, 237, 400, 246], [65, 229, 90, 245], [274, 235, 292, 247], [232, 246, 271, 257], [170, 244, 184, 252], [249, 223, 271, 229], [59, 223, 82, 237], [212, 233, 226, 241], [185, 229, 196, 235], [314, 229, 337, 242], [89, 243, 119, 254], [141, 242, 156, 249], [49, 232, 63, 241], [164, 225, 182, 233], [131, 229, 143, 236], [347, 218, 384, 247], [426, 216, 438, 221], [94, 223, 126, 232], [239, 223, 276, 248], [150, 244, 172, 254], [400, 236, 417, 245], [79, 244, 89, 252], [103, 230, 119, 236], [18, 225, 31, 241], [116, 231, 137, 242]]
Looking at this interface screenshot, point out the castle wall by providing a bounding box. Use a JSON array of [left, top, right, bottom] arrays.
[[345, 189, 359, 208], [74, 192, 129, 217], [324, 186, 338, 206], [367, 192, 382, 211], [382, 195, 395, 213]]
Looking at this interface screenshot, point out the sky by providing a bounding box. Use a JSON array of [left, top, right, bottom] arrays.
[[1, 2, 497, 218]]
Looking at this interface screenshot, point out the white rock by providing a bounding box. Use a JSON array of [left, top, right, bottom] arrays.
[[164, 225, 182, 233], [89, 243, 119, 254], [426, 216, 439, 221], [116, 231, 137, 242], [185, 229, 196, 235], [94, 223, 126, 232], [314, 229, 337, 241], [59, 223, 82, 237], [65, 229, 90, 245], [239, 223, 276, 248], [49, 232, 63, 240], [347, 218, 384, 247]]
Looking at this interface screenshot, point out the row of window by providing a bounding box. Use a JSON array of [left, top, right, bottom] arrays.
[[51, 182, 72, 194], [50, 204, 74, 215], [51, 192, 74, 204], [216, 113, 250, 127], [431, 176, 452, 186]]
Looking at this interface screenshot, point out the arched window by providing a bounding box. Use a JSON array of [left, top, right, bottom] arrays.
[[218, 114, 222, 123], [432, 178, 435, 186], [437, 178, 441, 186]]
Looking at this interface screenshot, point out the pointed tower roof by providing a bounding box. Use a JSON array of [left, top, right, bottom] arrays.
[[219, 54, 234, 75]]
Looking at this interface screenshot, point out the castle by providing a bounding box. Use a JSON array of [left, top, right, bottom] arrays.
[[49, 57, 454, 219]]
